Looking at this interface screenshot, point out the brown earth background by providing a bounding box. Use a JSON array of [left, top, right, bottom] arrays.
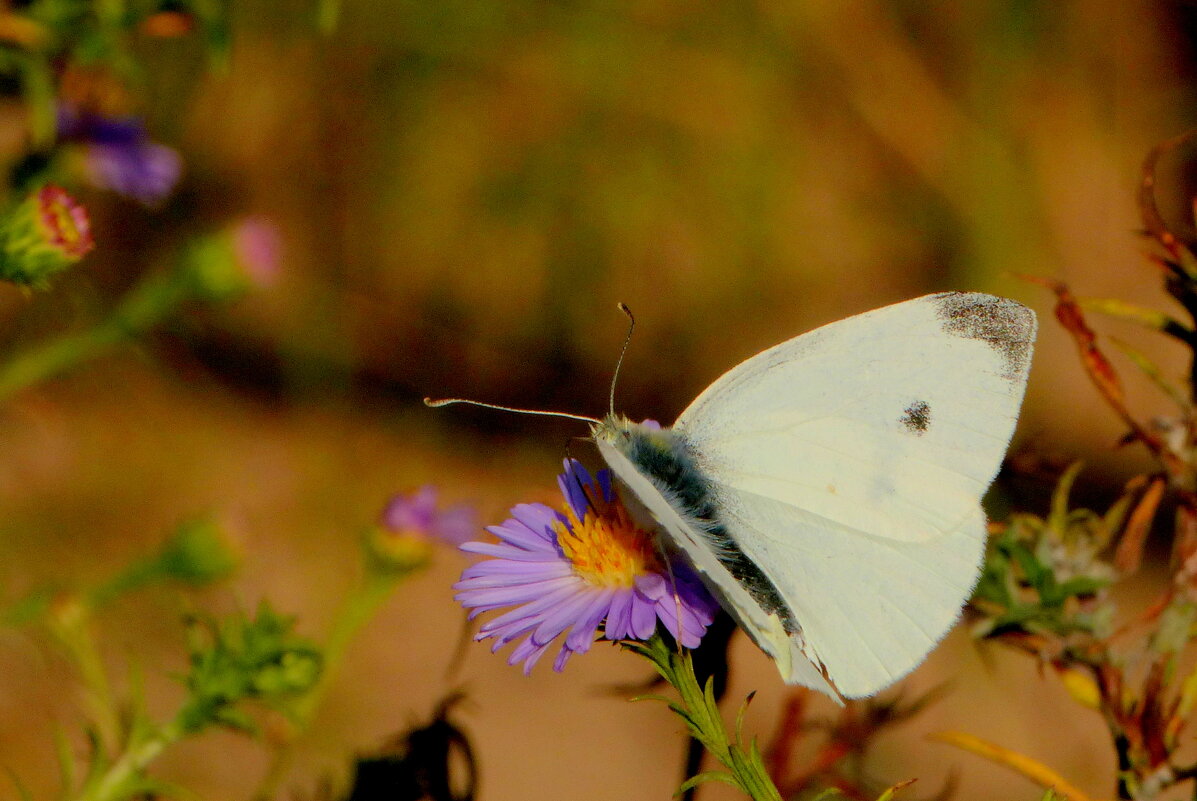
[[2, 2, 1196, 799]]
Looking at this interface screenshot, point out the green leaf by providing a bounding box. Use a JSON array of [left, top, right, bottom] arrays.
[[1055, 576, 1109, 599], [677, 771, 741, 794], [1048, 462, 1086, 533], [1109, 337, 1190, 411], [807, 787, 844, 801], [53, 725, 76, 795]]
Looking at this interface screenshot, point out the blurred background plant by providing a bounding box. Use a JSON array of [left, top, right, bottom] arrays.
[[0, 0, 1196, 799]]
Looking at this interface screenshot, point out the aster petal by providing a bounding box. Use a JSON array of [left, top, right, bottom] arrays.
[[558, 460, 597, 521], [484, 613, 548, 647], [629, 594, 658, 639], [597, 469, 614, 503], [552, 645, 575, 672], [455, 576, 579, 611], [531, 589, 603, 646], [478, 520, 559, 554], [564, 589, 616, 650], [478, 582, 587, 637], [460, 541, 562, 562], [456, 562, 573, 588], [507, 637, 551, 674], [655, 596, 708, 648], [634, 572, 668, 601], [603, 589, 635, 640], [510, 503, 566, 542], [679, 598, 715, 631], [459, 556, 570, 578], [671, 576, 719, 623], [482, 524, 554, 554]]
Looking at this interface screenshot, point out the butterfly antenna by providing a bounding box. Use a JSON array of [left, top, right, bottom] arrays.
[[425, 397, 600, 425], [609, 303, 635, 418]]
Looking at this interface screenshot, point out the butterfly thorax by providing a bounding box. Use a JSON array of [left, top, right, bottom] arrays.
[[593, 414, 802, 638], [593, 415, 719, 523]]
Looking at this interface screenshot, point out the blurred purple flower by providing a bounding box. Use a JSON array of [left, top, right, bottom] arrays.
[[381, 485, 477, 547], [366, 486, 478, 575], [57, 104, 182, 206], [454, 459, 719, 675], [231, 217, 281, 288]]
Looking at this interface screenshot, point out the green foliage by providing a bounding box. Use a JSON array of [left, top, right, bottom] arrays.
[[178, 603, 323, 734], [625, 633, 782, 801], [972, 462, 1117, 641]]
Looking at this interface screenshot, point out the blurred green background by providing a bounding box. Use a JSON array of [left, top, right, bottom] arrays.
[[1, 1, 1195, 799]]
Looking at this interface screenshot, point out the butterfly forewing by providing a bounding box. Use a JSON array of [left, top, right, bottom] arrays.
[[659, 292, 1035, 695], [674, 293, 1035, 544]]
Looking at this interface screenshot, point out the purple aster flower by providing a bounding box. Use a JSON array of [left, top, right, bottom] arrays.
[[454, 459, 719, 674], [381, 485, 478, 547], [365, 485, 478, 575], [57, 104, 182, 206]]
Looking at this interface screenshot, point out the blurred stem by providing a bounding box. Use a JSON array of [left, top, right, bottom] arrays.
[[50, 602, 123, 757], [253, 572, 401, 801], [88, 556, 171, 610], [76, 717, 185, 801], [0, 271, 190, 402], [316, 0, 339, 33]]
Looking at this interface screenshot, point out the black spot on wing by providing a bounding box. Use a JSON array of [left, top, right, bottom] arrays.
[[622, 429, 802, 636], [933, 292, 1036, 381], [899, 400, 931, 435]]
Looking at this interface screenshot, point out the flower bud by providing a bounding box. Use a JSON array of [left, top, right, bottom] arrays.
[[156, 518, 238, 586], [0, 185, 93, 288], [182, 217, 281, 300], [365, 486, 477, 575], [365, 524, 435, 575]]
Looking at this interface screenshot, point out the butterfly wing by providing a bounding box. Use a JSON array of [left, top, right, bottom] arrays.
[[671, 292, 1035, 696], [714, 488, 986, 696], [595, 436, 840, 698]]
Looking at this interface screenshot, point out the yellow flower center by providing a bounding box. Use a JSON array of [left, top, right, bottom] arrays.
[[555, 499, 660, 588]]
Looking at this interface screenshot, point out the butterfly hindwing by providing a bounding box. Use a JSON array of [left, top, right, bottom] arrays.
[[714, 487, 987, 696]]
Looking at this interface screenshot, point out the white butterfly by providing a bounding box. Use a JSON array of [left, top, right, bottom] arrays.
[[591, 292, 1035, 700], [430, 292, 1035, 700]]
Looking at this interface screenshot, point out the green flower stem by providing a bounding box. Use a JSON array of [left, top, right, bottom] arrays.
[[76, 717, 185, 801], [0, 270, 190, 402], [48, 602, 123, 758], [253, 572, 402, 801], [625, 634, 783, 801], [319, 573, 403, 687]]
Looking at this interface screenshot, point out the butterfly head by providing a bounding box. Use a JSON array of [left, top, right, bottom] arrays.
[[592, 414, 668, 453]]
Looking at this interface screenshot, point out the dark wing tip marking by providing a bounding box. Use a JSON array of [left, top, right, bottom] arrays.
[[932, 292, 1037, 381], [899, 400, 931, 435]]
